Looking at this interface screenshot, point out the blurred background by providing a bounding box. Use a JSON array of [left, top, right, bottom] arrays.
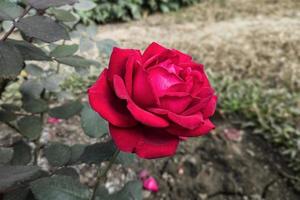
[[1, 0, 300, 199]]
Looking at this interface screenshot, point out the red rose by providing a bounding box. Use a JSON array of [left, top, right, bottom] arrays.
[[88, 42, 217, 159]]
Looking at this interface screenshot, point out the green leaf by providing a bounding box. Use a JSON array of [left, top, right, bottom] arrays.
[[74, 0, 96, 11], [20, 79, 44, 99], [51, 9, 77, 22], [11, 141, 32, 165], [0, 110, 17, 122], [3, 187, 32, 200], [54, 167, 79, 178], [79, 140, 116, 164], [49, 100, 82, 119], [69, 144, 86, 164], [25, 0, 78, 10], [0, 42, 24, 78], [30, 176, 91, 200], [7, 39, 51, 61], [25, 64, 44, 76], [0, 147, 14, 165], [50, 44, 78, 58], [44, 143, 71, 167], [15, 16, 69, 43], [56, 56, 99, 68], [96, 39, 118, 56], [97, 181, 142, 200], [42, 74, 64, 92], [22, 97, 48, 113], [0, 1, 24, 20], [17, 116, 43, 140], [116, 152, 136, 166], [0, 166, 43, 193], [80, 103, 107, 138]]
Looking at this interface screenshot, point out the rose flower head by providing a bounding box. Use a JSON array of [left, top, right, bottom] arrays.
[[88, 42, 217, 159]]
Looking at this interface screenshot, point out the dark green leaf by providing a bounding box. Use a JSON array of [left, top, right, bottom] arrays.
[[22, 97, 48, 113], [0, 147, 13, 165], [81, 103, 107, 138], [0, 166, 43, 193], [20, 79, 44, 99], [51, 9, 77, 22], [44, 142, 71, 167], [0, 110, 17, 122], [0, 1, 24, 20], [7, 39, 51, 61], [25, 0, 78, 10], [116, 152, 136, 166], [69, 144, 86, 164], [11, 141, 32, 166], [30, 176, 91, 200], [54, 167, 79, 178], [49, 100, 82, 119], [15, 16, 69, 43], [17, 116, 42, 140], [79, 140, 116, 164], [50, 44, 78, 58], [56, 56, 99, 68], [1, 104, 19, 112], [96, 39, 118, 56], [42, 74, 64, 92], [25, 64, 44, 76], [3, 186, 31, 200], [0, 42, 24, 78]]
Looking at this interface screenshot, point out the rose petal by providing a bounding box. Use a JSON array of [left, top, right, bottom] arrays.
[[148, 108, 204, 130], [166, 119, 215, 137], [109, 124, 140, 152], [202, 95, 217, 118], [182, 87, 214, 115], [88, 69, 137, 127], [139, 170, 149, 180], [132, 66, 159, 107], [148, 67, 183, 97], [109, 124, 180, 159], [160, 92, 193, 114], [168, 112, 204, 130], [124, 54, 140, 97], [113, 75, 169, 128], [143, 177, 159, 192], [172, 49, 192, 63], [142, 42, 167, 62], [107, 47, 141, 82], [135, 127, 180, 159]]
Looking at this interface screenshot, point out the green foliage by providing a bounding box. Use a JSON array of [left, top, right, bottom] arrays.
[[30, 176, 91, 200], [208, 70, 300, 172], [76, 0, 201, 24], [80, 102, 107, 138], [0, 166, 44, 193], [0, 1, 141, 199], [44, 143, 72, 167], [48, 100, 83, 119]]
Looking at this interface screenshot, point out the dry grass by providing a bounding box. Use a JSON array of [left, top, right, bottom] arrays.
[[96, 0, 300, 91]]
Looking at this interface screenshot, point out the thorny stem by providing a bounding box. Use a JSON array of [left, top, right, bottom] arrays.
[[0, 6, 32, 41], [90, 150, 120, 200]]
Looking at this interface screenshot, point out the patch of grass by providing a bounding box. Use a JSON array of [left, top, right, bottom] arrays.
[[208, 69, 300, 173]]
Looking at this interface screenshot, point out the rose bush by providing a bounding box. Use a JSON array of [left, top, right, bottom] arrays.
[[88, 42, 217, 159]]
